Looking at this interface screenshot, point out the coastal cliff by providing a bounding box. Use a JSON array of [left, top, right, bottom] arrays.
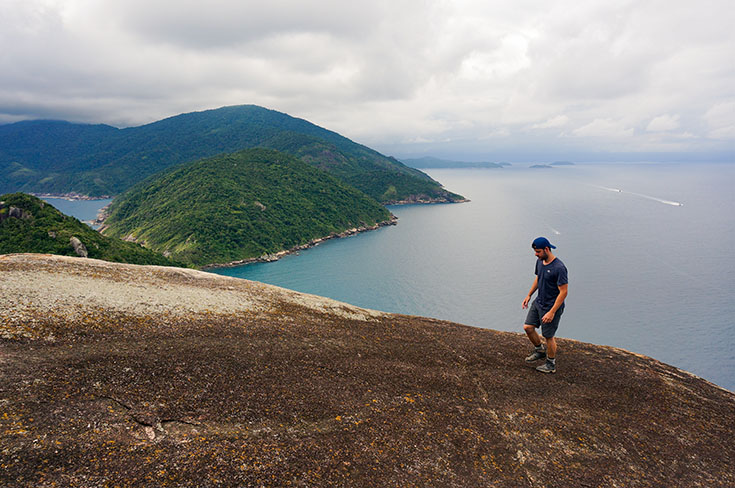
[[2, 253, 734, 487]]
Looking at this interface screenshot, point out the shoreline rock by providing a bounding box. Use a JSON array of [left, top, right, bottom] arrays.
[[384, 195, 471, 205], [90, 202, 112, 229], [201, 215, 399, 270], [30, 192, 111, 201]]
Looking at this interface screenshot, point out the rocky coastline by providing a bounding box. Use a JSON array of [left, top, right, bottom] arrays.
[[201, 214, 399, 270], [89, 202, 112, 229], [49, 191, 464, 268], [384, 195, 470, 205], [30, 192, 112, 201]]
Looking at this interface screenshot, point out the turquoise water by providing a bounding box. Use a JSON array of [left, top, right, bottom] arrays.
[[211, 163, 735, 391]]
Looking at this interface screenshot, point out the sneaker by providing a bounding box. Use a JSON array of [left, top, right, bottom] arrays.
[[536, 361, 556, 374], [525, 349, 546, 362]]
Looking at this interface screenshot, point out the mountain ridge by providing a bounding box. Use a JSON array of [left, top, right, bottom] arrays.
[[0, 105, 464, 203]]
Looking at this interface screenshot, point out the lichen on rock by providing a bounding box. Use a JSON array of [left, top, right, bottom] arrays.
[[1, 253, 733, 487]]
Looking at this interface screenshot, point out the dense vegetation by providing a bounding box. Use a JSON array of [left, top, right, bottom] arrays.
[[0, 193, 184, 267], [102, 148, 393, 267], [0, 105, 463, 203]]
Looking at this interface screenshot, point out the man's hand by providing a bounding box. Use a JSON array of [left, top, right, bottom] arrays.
[[522, 295, 531, 309], [542, 310, 555, 323]]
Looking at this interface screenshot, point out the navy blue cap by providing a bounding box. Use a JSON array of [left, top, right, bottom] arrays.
[[532, 237, 556, 249]]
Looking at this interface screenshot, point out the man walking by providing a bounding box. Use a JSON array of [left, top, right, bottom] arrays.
[[522, 237, 568, 373]]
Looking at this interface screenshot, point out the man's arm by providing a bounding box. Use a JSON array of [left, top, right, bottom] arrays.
[[522, 276, 539, 309], [541, 284, 568, 323]]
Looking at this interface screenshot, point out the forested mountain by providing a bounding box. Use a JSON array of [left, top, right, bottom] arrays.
[[101, 148, 394, 267], [0, 193, 183, 267], [0, 105, 463, 203]]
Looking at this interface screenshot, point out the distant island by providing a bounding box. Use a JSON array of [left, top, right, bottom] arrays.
[[401, 156, 509, 169], [529, 162, 575, 168]]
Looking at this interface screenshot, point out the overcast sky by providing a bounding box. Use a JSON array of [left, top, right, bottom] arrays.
[[2, 0, 734, 161]]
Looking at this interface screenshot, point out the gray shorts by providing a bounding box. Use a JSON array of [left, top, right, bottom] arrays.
[[525, 300, 563, 338]]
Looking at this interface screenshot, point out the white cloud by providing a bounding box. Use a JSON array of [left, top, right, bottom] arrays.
[[572, 119, 634, 138], [646, 114, 680, 132], [704, 101, 735, 140], [0, 0, 733, 159], [708, 126, 735, 139], [479, 128, 511, 139], [532, 115, 570, 129]]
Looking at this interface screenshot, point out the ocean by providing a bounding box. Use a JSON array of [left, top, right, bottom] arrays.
[[210, 162, 735, 392], [41, 197, 112, 228]]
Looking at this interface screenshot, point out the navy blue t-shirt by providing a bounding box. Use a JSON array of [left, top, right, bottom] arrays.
[[534, 257, 568, 313]]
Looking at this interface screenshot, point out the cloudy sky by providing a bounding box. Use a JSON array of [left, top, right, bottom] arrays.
[[2, 0, 734, 161]]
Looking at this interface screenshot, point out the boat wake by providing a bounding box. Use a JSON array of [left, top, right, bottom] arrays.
[[625, 191, 684, 206], [593, 185, 683, 206]]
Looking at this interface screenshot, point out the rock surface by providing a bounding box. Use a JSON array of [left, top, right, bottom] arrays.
[[69, 236, 88, 258], [1, 253, 734, 487], [0, 203, 33, 222]]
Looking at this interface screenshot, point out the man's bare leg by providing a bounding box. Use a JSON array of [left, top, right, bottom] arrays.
[[524, 324, 542, 347]]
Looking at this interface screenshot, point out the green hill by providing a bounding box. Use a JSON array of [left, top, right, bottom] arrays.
[[101, 148, 394, 267], [0, 193, 184, 267], [0, 105, 463, 203]]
